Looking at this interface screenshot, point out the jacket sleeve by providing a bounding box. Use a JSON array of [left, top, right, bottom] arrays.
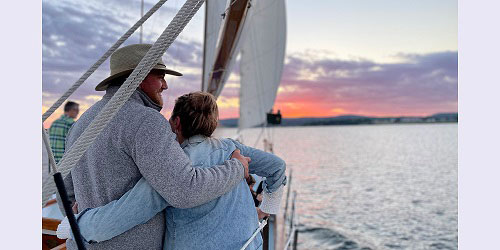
[[132, 112, 244, 208], [74, 178, 169, 243], [229, 139, 287, 214]]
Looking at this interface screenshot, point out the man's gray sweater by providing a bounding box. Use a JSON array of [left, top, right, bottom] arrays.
[[62, 86, 244, 249]]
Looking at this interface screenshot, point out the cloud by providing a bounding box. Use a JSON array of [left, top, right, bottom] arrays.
[[42, 0, 457, 122], [42, 0, 204, 125], [273, 50, 458, 116]]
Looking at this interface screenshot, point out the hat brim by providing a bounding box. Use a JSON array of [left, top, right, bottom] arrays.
[[95, 65, 182, 91]]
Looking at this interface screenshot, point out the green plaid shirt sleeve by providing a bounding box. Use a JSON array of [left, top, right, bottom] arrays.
[[48, 115, 75, 163]]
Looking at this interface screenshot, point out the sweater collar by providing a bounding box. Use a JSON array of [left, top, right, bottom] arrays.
[[103, 86, 162, 112]]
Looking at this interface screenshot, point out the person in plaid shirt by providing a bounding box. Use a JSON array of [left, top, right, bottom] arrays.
[[48, 101, 79, 163]]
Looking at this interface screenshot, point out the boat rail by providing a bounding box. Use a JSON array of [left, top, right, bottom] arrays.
[[281, 168, 299, 250]]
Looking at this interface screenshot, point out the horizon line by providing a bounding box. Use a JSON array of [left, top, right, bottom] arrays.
[[219, 112, 458, 120]]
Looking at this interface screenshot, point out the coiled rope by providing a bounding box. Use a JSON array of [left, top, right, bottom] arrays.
[[42, 0, 205, 206]]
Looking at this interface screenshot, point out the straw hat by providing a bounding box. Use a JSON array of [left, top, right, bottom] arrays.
[[95, 44, 182, 91]]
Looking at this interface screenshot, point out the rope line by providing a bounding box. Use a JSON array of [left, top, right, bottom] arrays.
[[42, 126, 58, 174], [240, 217, 268, 250], [42, 0, 169, 122], [284, 191, 298, 250], [283, 225, 296, 250], [42, 0, 205, 206]]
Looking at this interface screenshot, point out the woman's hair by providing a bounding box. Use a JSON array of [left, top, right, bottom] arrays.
[[171, 91, 219, 139]]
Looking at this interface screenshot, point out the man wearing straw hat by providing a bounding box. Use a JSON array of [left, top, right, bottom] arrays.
[[60, 44, 250, 250]]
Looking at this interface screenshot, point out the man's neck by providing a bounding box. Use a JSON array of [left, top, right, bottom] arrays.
[[104, 86, 162, 112]]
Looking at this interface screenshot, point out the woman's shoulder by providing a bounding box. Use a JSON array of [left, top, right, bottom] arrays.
[[184, 137, 238, 166], [184, 137, 235, 158], [206, 137, 237, 152]]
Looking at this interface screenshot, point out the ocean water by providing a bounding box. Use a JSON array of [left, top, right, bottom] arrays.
[[215, 124, 458, 250]]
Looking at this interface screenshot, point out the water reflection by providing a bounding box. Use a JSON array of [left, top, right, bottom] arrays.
[[215, 124, 458, 250]]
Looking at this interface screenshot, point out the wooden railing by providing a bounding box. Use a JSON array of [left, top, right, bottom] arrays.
[[42, 217, 66, 250], [43, 198, 57, 208]]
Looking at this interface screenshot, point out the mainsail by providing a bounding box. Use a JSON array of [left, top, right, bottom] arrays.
[[238, 0, 286, 129], [203, 0, 287, 131]]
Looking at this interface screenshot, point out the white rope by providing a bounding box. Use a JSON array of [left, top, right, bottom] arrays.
[[42, 0, 205, 206], [41, 0, 169, 122], [240, 218, 268, 250], [42, 126, 58, 174], [283, 225, 296, 250], [41, 126, 58, 196]]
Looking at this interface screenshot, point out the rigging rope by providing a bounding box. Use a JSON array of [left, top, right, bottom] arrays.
[[240, 217, 268, 250], [41, 0, 168, 123], [283, 225, 296, 250], [42, 127, 58, 174], [42, 0, 205, 206]]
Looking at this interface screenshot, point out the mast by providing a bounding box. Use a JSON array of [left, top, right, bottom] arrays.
[[206, 0, 251, 97]]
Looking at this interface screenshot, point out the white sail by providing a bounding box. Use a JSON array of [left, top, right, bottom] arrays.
[[238, 0, 287, 129], [202, 0, 228, 92]]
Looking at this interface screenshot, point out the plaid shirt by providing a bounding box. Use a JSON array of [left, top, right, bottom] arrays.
[[48, 114, 75, 163]]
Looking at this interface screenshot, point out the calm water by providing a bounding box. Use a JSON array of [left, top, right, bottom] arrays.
[[215, 124, 458, 250]]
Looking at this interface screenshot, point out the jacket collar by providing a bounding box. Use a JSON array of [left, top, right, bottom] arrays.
[[60, 114, 75, 122], [103, 86, 162, 112], [180, 134, 208, 149]]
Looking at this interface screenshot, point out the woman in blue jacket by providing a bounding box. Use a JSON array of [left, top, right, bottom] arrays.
[[58, 91, 287, 250]]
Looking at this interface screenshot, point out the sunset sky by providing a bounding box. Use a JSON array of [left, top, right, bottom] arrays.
[[42, 0, 457, 127]]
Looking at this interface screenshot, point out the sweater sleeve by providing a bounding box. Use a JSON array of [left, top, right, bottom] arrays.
[[132, 113, 244, 208]]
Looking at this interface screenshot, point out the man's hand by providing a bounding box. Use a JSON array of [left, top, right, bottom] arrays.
[[256, 207, 269, 220], [257, 194, 263, 202], [231, 149, 250, 179]]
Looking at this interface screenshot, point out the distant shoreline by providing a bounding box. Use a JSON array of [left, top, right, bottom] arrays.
[[219, 112, 458, 128]]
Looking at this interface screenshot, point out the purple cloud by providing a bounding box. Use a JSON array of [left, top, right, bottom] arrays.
[[42, 0, 457, 119], [276, 51, 457, 115]]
